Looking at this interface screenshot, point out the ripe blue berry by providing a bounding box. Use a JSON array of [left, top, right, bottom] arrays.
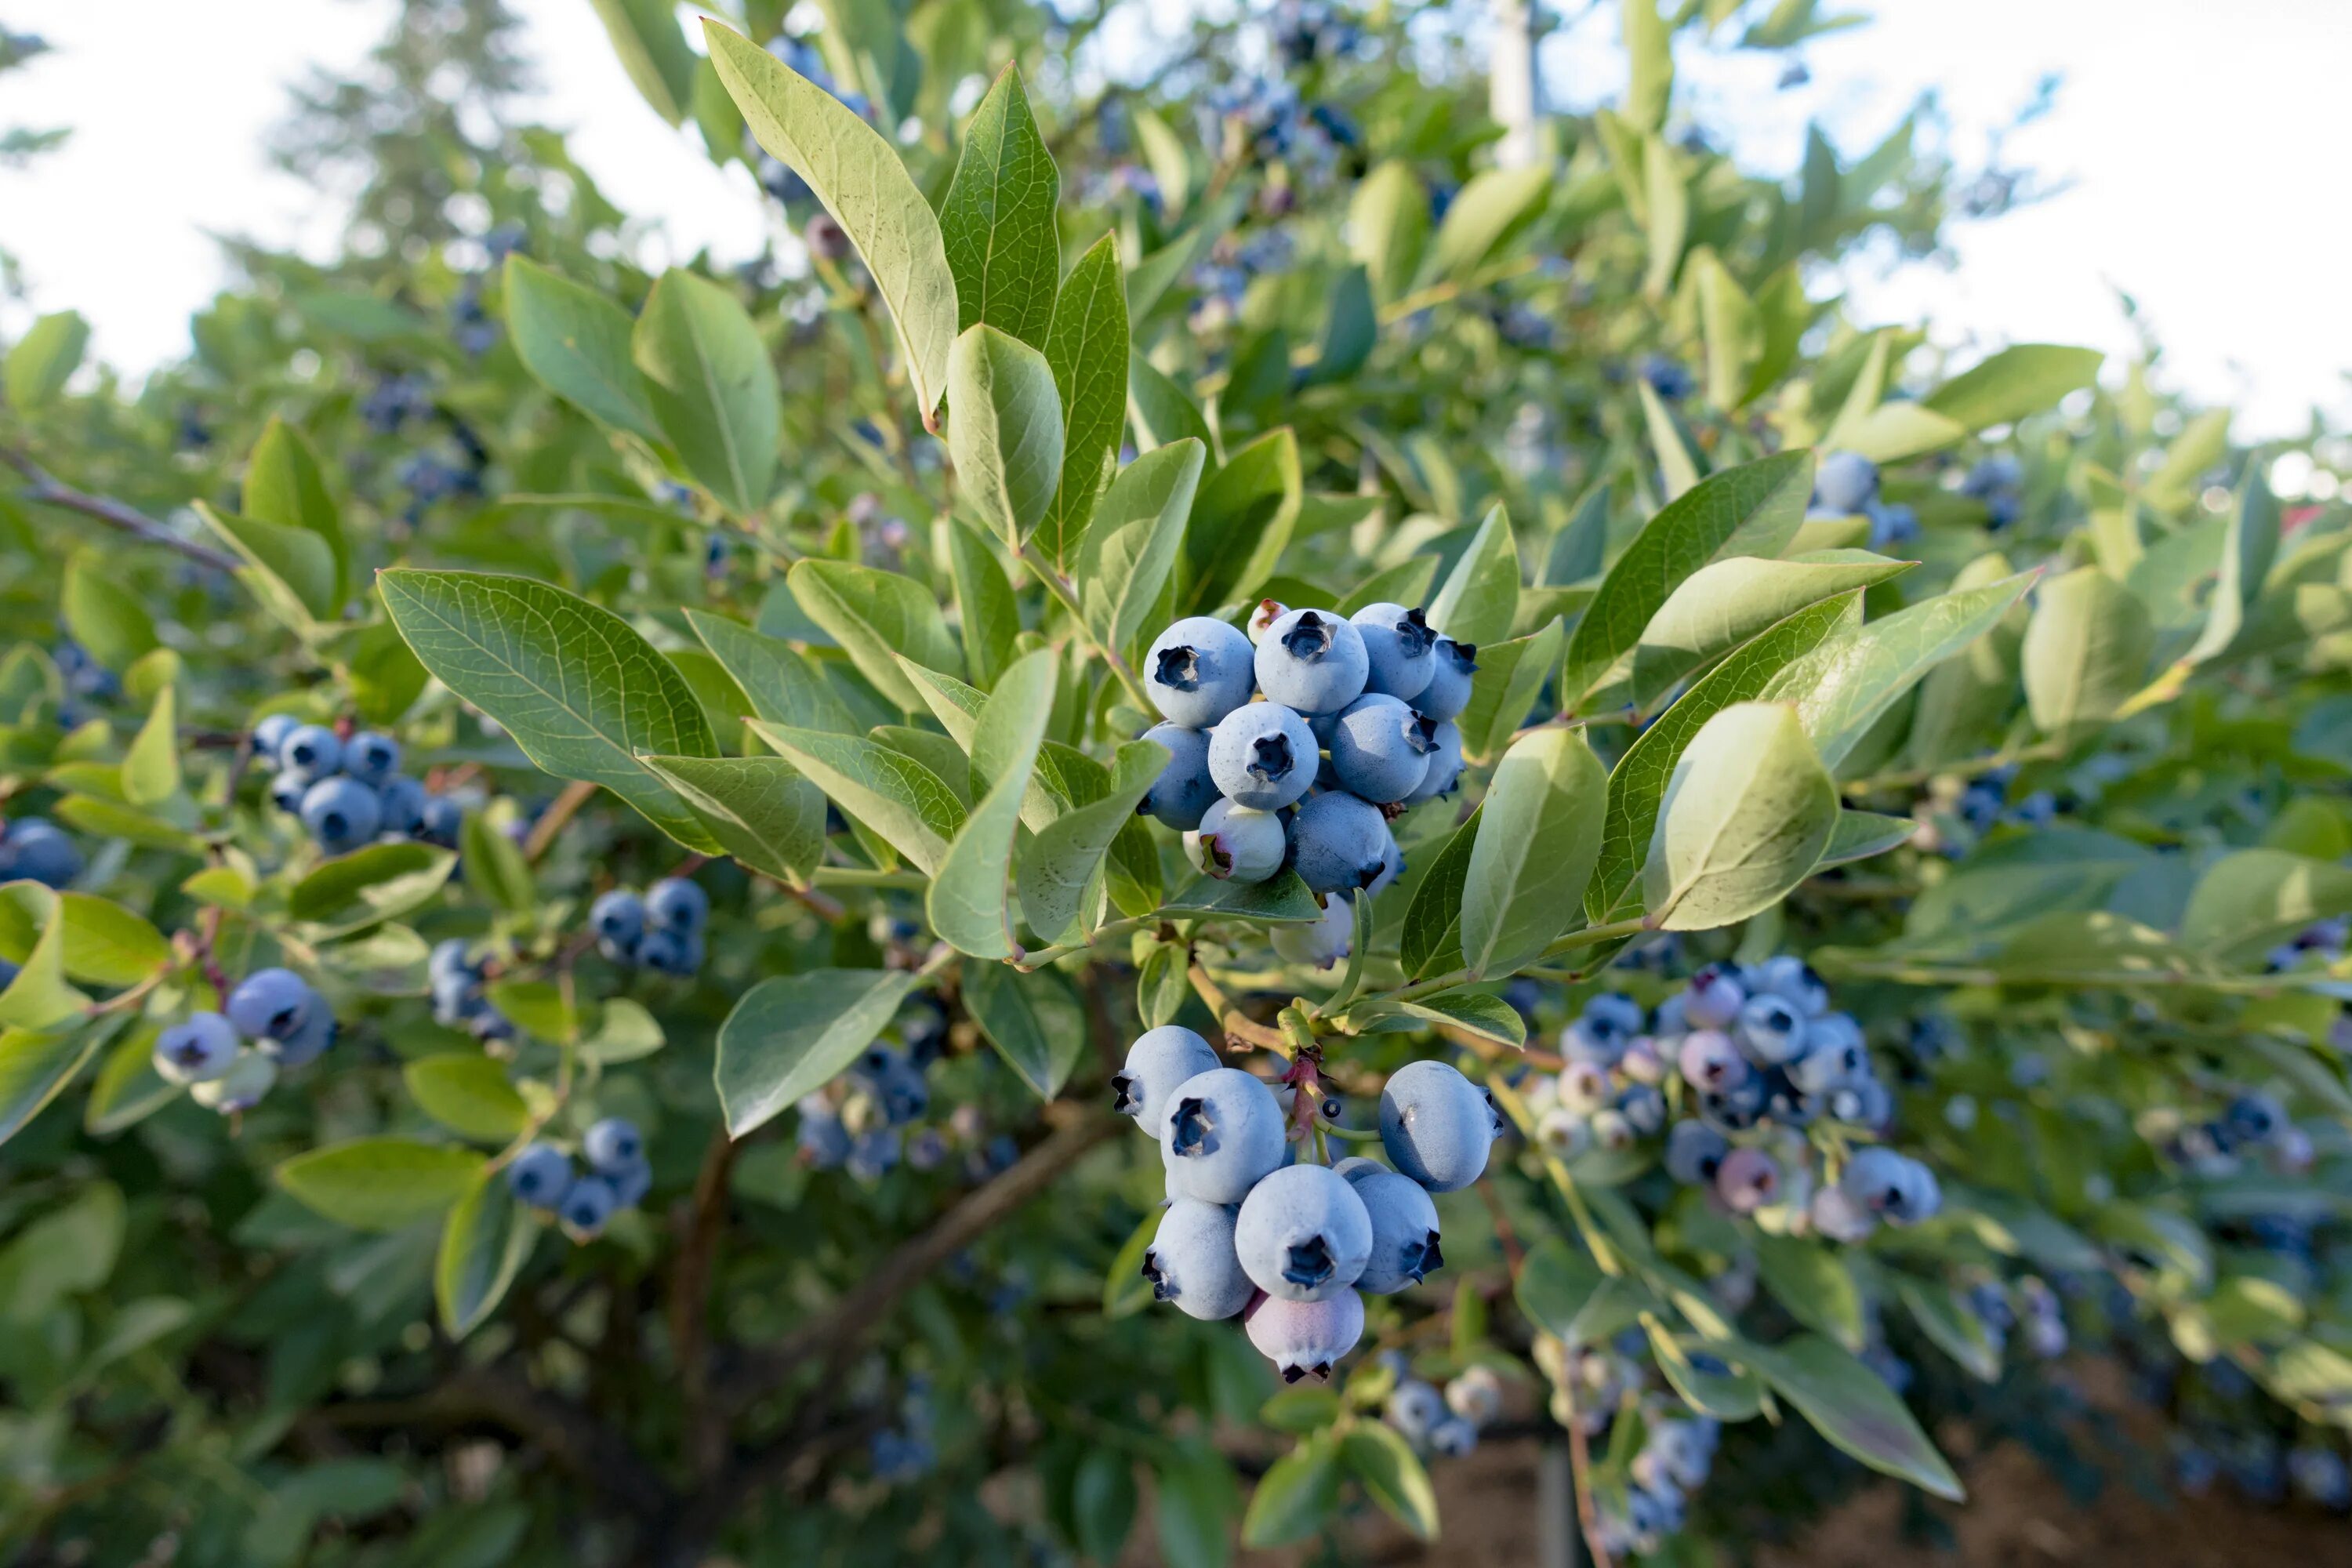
[[506, 1142, 573, 1207], [227, 967, 318, 1043], [1244, 1288, 1363, 1383], [299, 776, 383, 854], [417, 797, 463, 847], [1813, 450, 1878, 514], [1188, 797, 1287, 883], [1272, 895, 1353, 969], [376, 775, 427, 834], [797, 1098, 850, 1167], [268, 772, 310, 813], [265, 1006, 336, 1067], [1348, 603, 1436, 701], [560, 1174, 619, 1235], [1678, 1029, 1749, 1093], [1378, 1059, 1500, 1192], [0, 820, 81, 889], [1788, 1016, 1867, 1093], [2226, 1091, 2285, 1146], [153, 1012, 240, 1084], [1113, 1025, 1223, 1130], [1327, 693, 1436, 803], [1747, 954, 1829, 1015], [1401, 719, 1464, 803], [1138, 721, 1220, 829], [1206, 702, 1317, 811], [343, 731, 401, 785], [1287, 790, 1391, 895], [846, 1128, 901, 1181], [611, 1153, 654, 1207], [1342, 1163, 1443, 1294], [1236, 1163, 1372, 1301], [1387, 1379, 1444, 1440], [1681, 963, 1745, 1029], [252, 713, 299, 764], [1159, 1066, 1287, 1204], [1733, 993, 1808, 1065], [646, 877, 709, 934], [1428, 1415, 1478, 1457], [279, 724, 343, 776], [1145, 615, 1258, 728], [1715, 1146, 1780, 1212], [1143, 1198, 1256, 1320], [1416, 639, 1477, 720], [583, 1116, 644, 1172], [1841, 1146, 1939, 1225], [590, 889, 645, 949], [1254, 608, 1368, 715], [637, 927, 700, 976], [191, 1050, 275, 1112]]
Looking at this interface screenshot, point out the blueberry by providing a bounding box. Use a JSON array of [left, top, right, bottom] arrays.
[[1187, 797, 1288, 883], [1428, 1415, 1479, 1457], [191, 1050, 276, 1112], [1841, 1147, 1939, 1224], [608, 1153, 654, 1207], [227, 967, 318, 1042], [1681, 963, 1745, 1029], [583, 1116, 644, 1172], [1272, 895, 1354, 969], [1401, 719, 1465, 803], [417, 797, 463, 847], [1388, 1378, 1445, 1441], [264, 1005, 336, 1067], [1144, 615, 1258, 728], [1243, 1288, 1364, 1383], [153, 1012, 241, 1084], [1158, 1066, 1287, 1203], [1696, 1074, 1766, 1134], [1557, 1061, 1610, 1114], [252, 713, 299, 764], [2225, 1091, 2285, 1146], [646, 876, 709, 934], [1341, 1163, 1443, 1294], [1733, 993, 1807, 1065], [1417, 638, 1478, 721], [1286, 790, 1390, 894], [1206, 702, 1318, 810], [1254, 608, 1368, 715], [279, 724, 343, 776], [1809, 1183, 1878, 1243], [561, 1174, 619, 1235], [1813, 450, 1878, 514], [637, 927, 696, 975], [591, 890, 647, 949], [1747, 954, 1830, 1015], [1535, 1105, 1590, 1158], [1447, 1365, 1504, 1428], [343, 731, 401, 785], [1678, 1029, 1751, 1096], [1616, 1083, 1665, 1135], [1114, 1026, 1224, 1131], [846, 1127, 901, 1181], [1327, 694, 1436, 803], [268, 771, 310, 814], [1787, 1019, 1867, 1094], [506, 1142, 573, 1207], [1142, 1198, 1256, 1320], [1715, 1147, 1780, 1212], [1, 821, 81, 889], [376, 775, 428, 834], [1366, 827, 1405, 895], [904, 1128, 947, 1171], [797, 1098, 850, 1167], [300, 776, 383, 854], [1378, 1059, 1500, 1192], [1236, 1163, 1373, 1301], [1138, 721, 1221, 829], [1348, 603, 1436, 701]]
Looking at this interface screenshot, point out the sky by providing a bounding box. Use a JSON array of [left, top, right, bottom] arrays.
[[4, 0, 2349, 441]]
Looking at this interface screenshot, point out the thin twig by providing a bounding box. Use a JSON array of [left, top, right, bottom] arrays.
[[673, 1124, 739, 1481], [1, 444, 240, 572], [1185, 962, 1291, 1054], [522, 779, 597, 863]]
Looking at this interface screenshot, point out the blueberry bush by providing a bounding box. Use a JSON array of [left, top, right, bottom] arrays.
[[4, 1, 2350, 1563]]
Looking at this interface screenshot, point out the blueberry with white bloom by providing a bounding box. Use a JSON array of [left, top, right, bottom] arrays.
[[1187, 797, 1287, 883], [1715, 1147, 1781, 1212], [1145, 615, 1258, 728], [1254, 608, 1369, 715], [1563, 993, 1642, 1064], [560, 1174, 619, 1236], [1809, 1184, 1878, 1243], [300, 776, 382, 854], [1387, 1379, 1444, 1442], [191, 1050, 277, 1112], [1402, 719, 1465, 803], [1733, 993, 1808, 1065], [1679, 1029, 1749, 1093], [1207, 701, 1318, 811], [343, 731, 401, 786], [227, 967, 318, 1043], [377, 775, 428, 834], [1143, 1199, 1255, 1320], [1348, 602, 1436, 702], [1841, 1146, 1939, 1224], [1244, 1289, 1364, 1383], [1747, 954, 1830, 1015], [1813, 450, 1879, 514], [2225, 1091, 2285, 1147], [268, 772, 309, 814], [636, 927, 697, 976], [1557, 1061, 1611, 1114], [1665, 1120, 1730, 1185], [1379, 1059, 1500, 1192], [583, 1116, 644, 1172], [1159, 1067, 1287, 1204], [1138, 721, 1221, 830], [1428, 1415, 1478, 1457], [1287, 789, 1392, 894], [646, 876, 708, 934], [1681, 963, 1746, 1029], [1788, 1015, 1867, 1093], [1272, 895, 1354, 969], [1342, 1163, 1444, 1294], [1617, 1083, 1666, 1136], [1535, 1105, 1591, 1158], [1113, 1025, 1222, 1131], [1236, 1163, 1373, 1301], [417, 796, 463, 848], [846, 1128, 902, 1181], [1327, 693, 1437, 803], [265, 1006, 336, 1068], [252, 713, 299, 764], [278, 724, 343, 776], [1416, 638, 1478, 721], [153, 1013, 240, 1084], [506, 1142, 574, 1207]]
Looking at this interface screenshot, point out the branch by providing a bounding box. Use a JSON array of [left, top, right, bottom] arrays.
[[522, 779, 597, 862], [1185, 963, 1291, 1054], [672, 1124, 739, 1480], [1, 444, 240, 573]]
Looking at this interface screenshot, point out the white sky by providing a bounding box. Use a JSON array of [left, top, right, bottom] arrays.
[[3, 0, 2348, 438]]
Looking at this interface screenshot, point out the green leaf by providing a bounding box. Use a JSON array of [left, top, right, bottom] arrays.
[[1183, 428, 1301, 615], [1399, 806, 1480, 978], [276, 1138, 486, 1232], [644, 755, 828, 886], [288, 842, 458, 932], [1622, 0, 1672, 129], [379, 569, 720, 851], [349, 619, 430, 725], [927, 649, 1056, 957], [459, 811, 536, 916], [1399, 989, 1527, 1048], [1240, 1436, 1341, 1549], [1819, 809, 1916, 868], [436, 1167, 541, 1339], [1035, 234, 1131, 566], [483, 980, 583, 1044], [1754, 1234, 1864, 1351], [84, 1024, 177, 1136], [1348, 160, 1428, 306], [714, 967, 921, 1137], [1620, 550, 1914, 710], [1836, 400, 1969, 464], [245, 417, 349, 612], [1427, 503, 1519, 648], [1456, 619, 1563, 763], [1515, 1237, 1642, 1345], [1341, 1425, 1438, 1540], [1160, 870, 1324, 924], [1460, 729, 1606, 977], [686, 610, 856, 732], [706, 20, 956, 421], [1895, 1275, 2002, 1381], [960, 963, 1086, 1099], [1104, 1208, 1160, 1320], [0, 885, 170, 988], [61, 553, 159, 673], [1922, 343, 2103, 431], [0, 903, 89, 1029], [1562, 452, 1814, 703], [1304, 265, 1375, 386], [633, 268, 779, 514], [404, 1055, 529, 1143], [121, 685, 179, 807], [948, 325, 1065, 548], [1423, 164, 1551, 284], [1769, 570, 2036, 768], [1643, 702, 1838, 931], [2020, 566, 2153, 741], [943, 518, 1019, 689], [2180, 848, 2352, 967], [786, 558, 961, 713], [0, 1178, 122, 1316], [1076, 439, 1205, 665], [2181, 466, 2278, 667], [586, 0, 696, 122], [583, 997, 666, 1065], [0, 1020, 109, 1147], [1154, 1449, 1240, 1568], [1070, 1448, 1138, 1565], [750, 722, 965, 876], [503, 256, 661, 442], [1740, 1334, 1964, 1500], [1127, 351, 1214, 454], [1640, 377, 1702, 496], [1017, 739, 1168, 944], [938, 66, 1060, 347], [4, 310, 89, 407], [194, 503, 337, 630]]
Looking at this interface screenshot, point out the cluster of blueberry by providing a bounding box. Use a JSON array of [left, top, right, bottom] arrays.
[[1958, 452, 2025, 528], [1121, 1026, 1498, 1384], [1811, 450, 1918, 550], [1138, 601, 1473, 946], [428, 939, 515, 1044], [1380, 1357, 1501, 1460], [868, 1379, 937, 1484], [2161, 1087, 2310, 1178], [588, 878, 710, 977], [1533, 1331, 1721, 1557], [252, 714, 463, 855], [1520, 958, 1942, 1240], [505, 1116, 652, 1239], [150, 967, 336, 1113], [360, 372, 434, 434], [1188, 228, 1298, 336], [1269, 0, 1362, 67], [0, 814, 82, 889], [797, 1031, 938, 1181], [1968, 1274, 2070, 1362], [2176, 1425, 2352, 1512]]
